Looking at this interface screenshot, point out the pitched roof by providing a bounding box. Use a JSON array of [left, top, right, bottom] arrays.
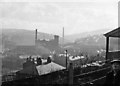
[[16, 62, 65, 77], [36, 62, 65, 75], [104, 27, 120, 38]]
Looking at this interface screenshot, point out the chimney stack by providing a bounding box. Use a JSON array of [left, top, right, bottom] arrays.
[[118, 1, 120, 27], [35, 29, 37, 45], [63, 27, 64, 44]]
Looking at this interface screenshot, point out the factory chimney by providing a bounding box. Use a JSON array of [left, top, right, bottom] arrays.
[[63, 27, 64, 45], [118, 1, 120, 27], [35, 29, 37, 45]]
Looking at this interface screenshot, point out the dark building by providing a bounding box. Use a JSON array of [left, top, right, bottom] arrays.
[[35, 29, 59, 50]]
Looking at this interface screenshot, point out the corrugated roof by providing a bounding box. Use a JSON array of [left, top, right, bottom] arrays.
[[104, 27, 120, 38]]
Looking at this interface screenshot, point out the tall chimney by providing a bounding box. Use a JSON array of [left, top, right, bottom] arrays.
[[63, 27, 64, 44], [118, 1, 120, 27], [35, 29, 37, 45]]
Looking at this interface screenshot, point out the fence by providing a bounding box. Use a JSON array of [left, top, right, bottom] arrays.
[[2, 61, 111, 86]]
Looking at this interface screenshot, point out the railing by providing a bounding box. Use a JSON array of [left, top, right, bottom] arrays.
[[74, 66, 110, 78], [72, 62, 110, 85], [47, 63, 110, 85], [80, 76, 106, 86]]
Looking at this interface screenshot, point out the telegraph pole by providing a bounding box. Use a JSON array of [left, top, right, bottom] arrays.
[[65, 50, 68, 70]]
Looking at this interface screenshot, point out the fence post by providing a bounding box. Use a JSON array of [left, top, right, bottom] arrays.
[[69, 63, 73, 85]]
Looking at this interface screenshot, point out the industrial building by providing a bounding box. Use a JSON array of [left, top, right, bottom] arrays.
[[35, 29, 59, 51]]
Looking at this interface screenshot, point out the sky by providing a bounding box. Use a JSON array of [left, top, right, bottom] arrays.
[[0, 0, 119, 36]]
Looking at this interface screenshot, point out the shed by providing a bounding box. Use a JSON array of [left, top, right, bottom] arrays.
[[104, 27, 120, 61]]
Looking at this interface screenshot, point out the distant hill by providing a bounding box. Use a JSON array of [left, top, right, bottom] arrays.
[[1, 28, 119, 53], [1, 28, 111, 47], [75, 34, 106, 47], [63, 28, 120, 52], [1, 29, 71, 47], [65, 28, 112, 42], [63, 34, 120, 55], [2, 29, 53, 46], [1, 29, 71, 55], [1, 29, 55, 55]]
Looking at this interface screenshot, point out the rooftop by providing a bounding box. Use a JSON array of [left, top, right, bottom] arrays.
[[104, 27, 120, 38], [36, 62, 65, 75]]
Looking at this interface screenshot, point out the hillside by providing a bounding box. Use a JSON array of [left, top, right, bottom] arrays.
[[75, 34, 106, 46], [1, 28, 119, 53], [62, 33, 120, 57], [2, 29, 53, 46], [1, 28, 112, 48], [1, 29, 71, 49], [65, 28, 112, 42]]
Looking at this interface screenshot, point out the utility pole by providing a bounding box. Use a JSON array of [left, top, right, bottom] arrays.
[[69, 63, 73, 85], [65, 50, 68, 70]]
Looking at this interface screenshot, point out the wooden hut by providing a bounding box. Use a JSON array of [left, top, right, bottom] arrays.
[[104, 27, 120, 61]]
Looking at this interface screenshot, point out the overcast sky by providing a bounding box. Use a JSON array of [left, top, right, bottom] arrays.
[[0, 0, 119, 36]]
